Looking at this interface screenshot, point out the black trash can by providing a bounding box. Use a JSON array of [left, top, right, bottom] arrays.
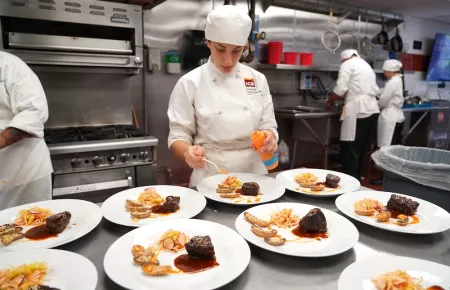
[[372, 146, 450, 212]]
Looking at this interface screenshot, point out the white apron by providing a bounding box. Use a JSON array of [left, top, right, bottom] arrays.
[[189, 64, 266, 186], [340, 94, 379, 141], [377, 108, 404, 147], [377, 75, 405, 147], [0, 113, 52, 210]]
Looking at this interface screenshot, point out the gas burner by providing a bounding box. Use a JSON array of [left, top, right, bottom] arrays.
[[44, 125, 147, 144], [44, 128, 81, 143]]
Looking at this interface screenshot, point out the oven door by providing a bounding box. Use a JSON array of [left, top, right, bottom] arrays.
[[53, 167, 136, 203]]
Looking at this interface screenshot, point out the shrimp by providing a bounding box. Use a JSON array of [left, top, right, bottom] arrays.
[[141, 265, 172, 276]]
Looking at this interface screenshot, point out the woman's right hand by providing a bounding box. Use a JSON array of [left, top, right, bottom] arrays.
[[184, 145, 206, 169]]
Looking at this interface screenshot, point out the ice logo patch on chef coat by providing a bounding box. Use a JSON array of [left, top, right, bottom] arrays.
[[244, 77, 255, 88]]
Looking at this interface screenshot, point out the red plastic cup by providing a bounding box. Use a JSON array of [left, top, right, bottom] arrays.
[[284, 52, 298, 65], [300, 53, 314, 66], [268, 42, 283, 64]]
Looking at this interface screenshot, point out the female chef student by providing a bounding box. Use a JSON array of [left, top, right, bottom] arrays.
[[167, 5, 279, 187], [371, 59, 405, 185]]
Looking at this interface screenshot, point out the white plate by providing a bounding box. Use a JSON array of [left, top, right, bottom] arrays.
[[102, 186, 207, 227], [104, 219, 251, 290], [0, 199, 102, 253], [276, 168, 361, 197], [335, 191, 450, 234], [339, 255, 450, 290], [0, 249, 97, 290], [196, 173, 285, 205], [235, 202, 359, 257]]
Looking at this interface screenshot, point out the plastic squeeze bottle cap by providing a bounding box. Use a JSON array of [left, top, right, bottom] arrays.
[[251, 131, 278, 170]]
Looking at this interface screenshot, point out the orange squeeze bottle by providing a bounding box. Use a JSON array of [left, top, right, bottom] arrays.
[[251, 131, 278, 170]]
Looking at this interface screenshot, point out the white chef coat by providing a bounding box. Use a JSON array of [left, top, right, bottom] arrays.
[[333, 57, 380, 141], [377, 75, 405, 147], [0, 51, 52, 210], [168, 59, 278, 187]]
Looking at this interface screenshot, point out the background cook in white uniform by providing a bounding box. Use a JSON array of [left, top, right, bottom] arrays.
[[377, 59, 405, 147], [167, 5, 278, 187], [325, 49, 380, 180], [0, 51, 53, 210]]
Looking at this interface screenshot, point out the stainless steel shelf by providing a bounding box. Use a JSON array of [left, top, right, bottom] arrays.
[[258, 63, 384, 73]]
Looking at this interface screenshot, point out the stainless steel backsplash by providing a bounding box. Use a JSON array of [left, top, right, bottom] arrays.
[[38, 70, 134, 128]]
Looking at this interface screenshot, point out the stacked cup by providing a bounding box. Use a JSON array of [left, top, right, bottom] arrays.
[[268, 42, 283, 64]]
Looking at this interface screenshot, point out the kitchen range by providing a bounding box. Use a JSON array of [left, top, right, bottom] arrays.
[[0, 0, 158, 202], [45, 125, 157, 203]]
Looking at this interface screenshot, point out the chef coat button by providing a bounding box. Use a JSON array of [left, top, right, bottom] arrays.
[[243, 106, 248, 110], [218, 111, 222, 115]]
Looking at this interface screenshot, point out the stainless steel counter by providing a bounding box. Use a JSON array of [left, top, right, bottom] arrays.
[[275, 111, 340, 119], [55, 181, 450, 290], [402, 106, 450, 113]]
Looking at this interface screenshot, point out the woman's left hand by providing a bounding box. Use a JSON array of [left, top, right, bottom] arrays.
[[257, 130, 278, 153]]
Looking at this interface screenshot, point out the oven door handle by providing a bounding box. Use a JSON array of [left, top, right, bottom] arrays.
[[127, 171, 133, 188], [53, 178, 132, 197]]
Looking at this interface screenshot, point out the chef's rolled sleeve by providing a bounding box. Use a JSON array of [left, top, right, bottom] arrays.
[[258, 74, 279, 142], [167, 77, 196, 149], [333, 62, 351, 97], [5, 60, 48, 138]]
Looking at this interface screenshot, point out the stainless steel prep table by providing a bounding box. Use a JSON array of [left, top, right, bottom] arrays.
[[56, 180, 450, 290], [275, 110, 341, 169]]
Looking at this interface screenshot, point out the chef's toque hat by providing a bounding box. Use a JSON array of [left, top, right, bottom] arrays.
[[205, 5, 252, 46], [340, 49, 360, 61], [382, 59, 403, 72]]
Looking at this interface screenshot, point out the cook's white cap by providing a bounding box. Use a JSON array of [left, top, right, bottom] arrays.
[[340, 49, 360, 61], [382, 59, 403, 72], [205, 5, 252, 46]]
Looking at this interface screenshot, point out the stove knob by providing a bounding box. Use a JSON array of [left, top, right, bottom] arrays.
[[93, 156, 103, 166], [134, 57, 143, 66], [120, 153, 130, 162], [139, 151, 149, 160], [107, 155, 116, 163], [70, 158, 81, 168]]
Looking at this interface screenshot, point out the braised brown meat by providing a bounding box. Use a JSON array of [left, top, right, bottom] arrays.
[[325, 174, 340, 188], [152, 196, 180, 213], [241, 182, 260, 196], [45, 211, 71, 234], [185, 235, 215, 260], [299, 208, 327, 233], [386, 194, 419, 216]]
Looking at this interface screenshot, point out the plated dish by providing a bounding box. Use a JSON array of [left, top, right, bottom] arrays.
[[130, 229, 219, 276], [276, 169, 360, 197], [0, 249, 97, 290], [0, 200, 102, 253], [235, 202, 359, 257], [196, 173, 285, 205], [335, 191, 450, 234], [338, 255, 450, 290], [102, 186, 207, 227], [104, 219, 250, 290]]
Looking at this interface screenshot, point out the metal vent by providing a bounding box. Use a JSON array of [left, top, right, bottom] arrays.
[[10, 0, 28, 7], [90, 5, 105, 10], [113, 8, 126, 13], [90, 11, 105, 16], [39, 4, 56, 10], [39, 0, 55, 3], [65, 8, 81, 13], [64, 1, 81, 7]]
